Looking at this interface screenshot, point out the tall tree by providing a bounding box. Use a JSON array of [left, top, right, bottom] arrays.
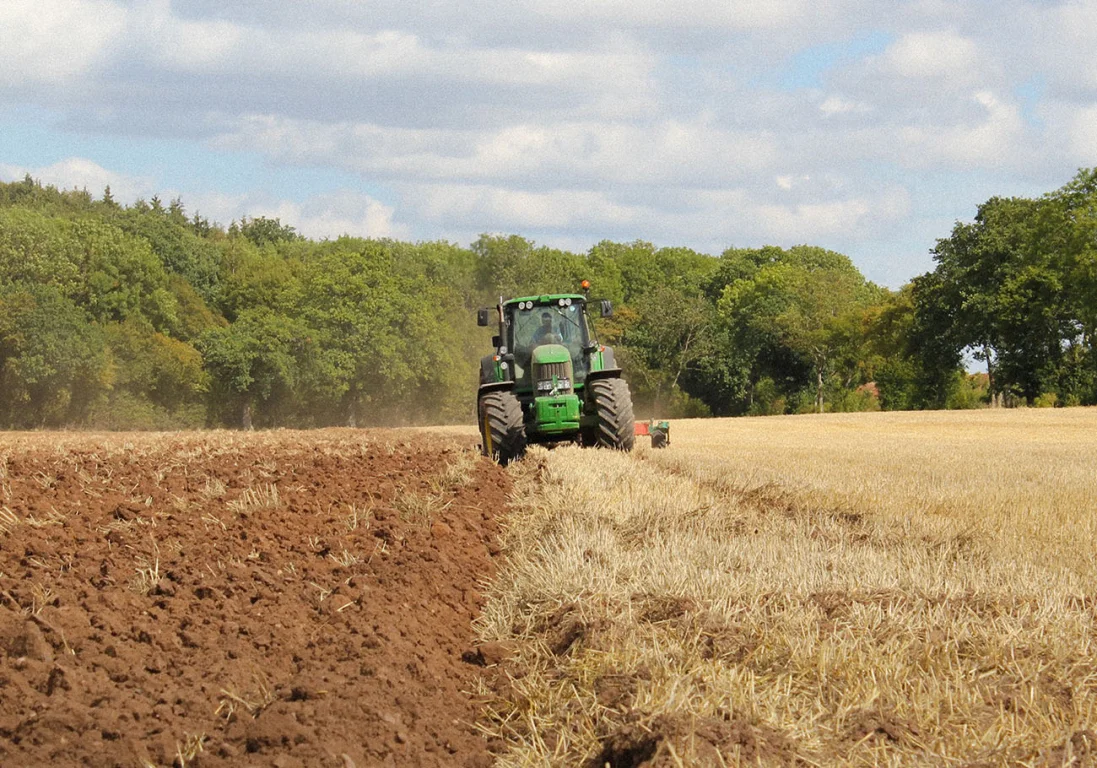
[[0, 284, 108, 427], [717, 246, 879, 413]]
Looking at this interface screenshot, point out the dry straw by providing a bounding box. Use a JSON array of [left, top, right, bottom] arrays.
[[476, 409, 1097, 766]]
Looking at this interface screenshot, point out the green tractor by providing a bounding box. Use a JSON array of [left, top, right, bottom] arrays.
[[476, 285, 635, 464]]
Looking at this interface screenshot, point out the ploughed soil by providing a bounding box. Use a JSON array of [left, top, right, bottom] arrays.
[[0, 429, 507, 767]]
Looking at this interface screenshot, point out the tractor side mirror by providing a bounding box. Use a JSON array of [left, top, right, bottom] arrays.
[[599, 300, 613, 318], [492, 335, 501, 348], [477, 308, 493, 326]]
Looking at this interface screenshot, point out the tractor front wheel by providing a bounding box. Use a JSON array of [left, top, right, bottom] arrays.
[[479, 390, 527, 465], [586, 378, 635, 451]]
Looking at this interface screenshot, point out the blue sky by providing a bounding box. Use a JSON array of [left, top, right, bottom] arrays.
[[2, 0, 1096, 287]]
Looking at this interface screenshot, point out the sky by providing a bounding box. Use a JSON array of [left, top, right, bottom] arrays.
[[1, 0, 1096, 288]]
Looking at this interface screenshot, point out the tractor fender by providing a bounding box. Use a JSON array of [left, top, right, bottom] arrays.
[[587, 345, 619, 377], [586, 368, 623, 382], [478, 381, 516, 396]]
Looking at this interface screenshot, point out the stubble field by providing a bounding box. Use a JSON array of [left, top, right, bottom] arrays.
[[474, 409, 1097, 766]]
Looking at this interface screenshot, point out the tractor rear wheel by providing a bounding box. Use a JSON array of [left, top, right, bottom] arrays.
[[587, 378, 635, 451], [479, 390, 527, 465]]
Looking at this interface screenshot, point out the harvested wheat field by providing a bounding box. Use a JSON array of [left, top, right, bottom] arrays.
[[475, 409, 1097, 766], [0, 429, 507, 768]]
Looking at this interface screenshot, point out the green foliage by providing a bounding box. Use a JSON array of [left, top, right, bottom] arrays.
[[298, 239, 474, 425], [473, 234, 587, 298], [0, 283, 108, 427], [715, 245, 881, 414], [118, 204, 222, 303], [0, 207, 84, 294], [236, 216, 301, 248], [2, 168, 1094, 429], [70, 217, 179, 329], [747, 377, 786, 416], [216, 239, 303, 321], [622, 285, 717, 415], [1032, 391, 1058, 408], [197, 308, 307, 427], [944, 373, 989, 410], [917, 170, 1097, 406], [166, 275, 227, 341], [104, 321, 208, 413]]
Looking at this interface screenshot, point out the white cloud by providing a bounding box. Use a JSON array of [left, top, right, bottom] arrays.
[[183, 190, 408, 241], [1066, 104, 1097, 159], [118, 5, 655, 100], [701, 184, 911, 242], [880, 30, 981, 80], [1049, 1, 1097, 89], [526, 0, 846, 31], [126, 0, 242, 71], [5, 0, 1095, 289], [213, 114, 778, 188], [0, 0, 125, 86], [819, 95, 871, 116], [0, 157, 154, 202], [254, 193, 408, 241], [894, 90, 1027, 167], [398, 178, 913, 250], [410, 183, 644, 230]]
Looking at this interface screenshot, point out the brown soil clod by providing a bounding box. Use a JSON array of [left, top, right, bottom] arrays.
[[631, 592, 695, 624], [588, 721, 660, 768], [537, 602, 604, 656], [463, 641, 516, 667], [594, 673, 638, 710], [843, 707, 919, 746]]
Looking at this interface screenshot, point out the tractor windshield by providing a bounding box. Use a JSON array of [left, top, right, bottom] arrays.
[[507, 301, 591, 389]]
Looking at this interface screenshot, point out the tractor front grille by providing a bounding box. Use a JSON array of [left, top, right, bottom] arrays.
[[534, 360, 574, 394]]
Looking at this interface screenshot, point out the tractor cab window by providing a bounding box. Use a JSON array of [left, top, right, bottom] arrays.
[[507, 302, 590, 387]]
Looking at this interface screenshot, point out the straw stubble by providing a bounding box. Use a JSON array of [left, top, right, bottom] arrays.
[[476, 409, 1097, 766]]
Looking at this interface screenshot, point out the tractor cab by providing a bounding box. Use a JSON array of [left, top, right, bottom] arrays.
[[504, 296, 591, 393]]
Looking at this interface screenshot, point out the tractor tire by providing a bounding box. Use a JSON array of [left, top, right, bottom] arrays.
[[587, 378, 635, 451], [479, 390, 527, 465], [651, 429, 668, 449]]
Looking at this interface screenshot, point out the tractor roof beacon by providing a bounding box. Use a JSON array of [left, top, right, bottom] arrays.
[[475, 283, 635, 464]]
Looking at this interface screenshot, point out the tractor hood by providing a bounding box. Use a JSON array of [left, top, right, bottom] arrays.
[[531, 344, 571, 365]]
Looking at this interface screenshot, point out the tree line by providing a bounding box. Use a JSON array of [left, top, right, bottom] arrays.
[[0, 169, 1094, 429]]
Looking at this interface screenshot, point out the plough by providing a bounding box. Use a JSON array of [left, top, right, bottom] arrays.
[[634, 419, 670, 449]]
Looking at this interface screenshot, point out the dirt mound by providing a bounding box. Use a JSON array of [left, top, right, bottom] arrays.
[[0, 429, 506, 767]]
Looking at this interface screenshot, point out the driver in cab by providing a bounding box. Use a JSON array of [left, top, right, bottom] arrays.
[[531, 311, 562, 345]]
